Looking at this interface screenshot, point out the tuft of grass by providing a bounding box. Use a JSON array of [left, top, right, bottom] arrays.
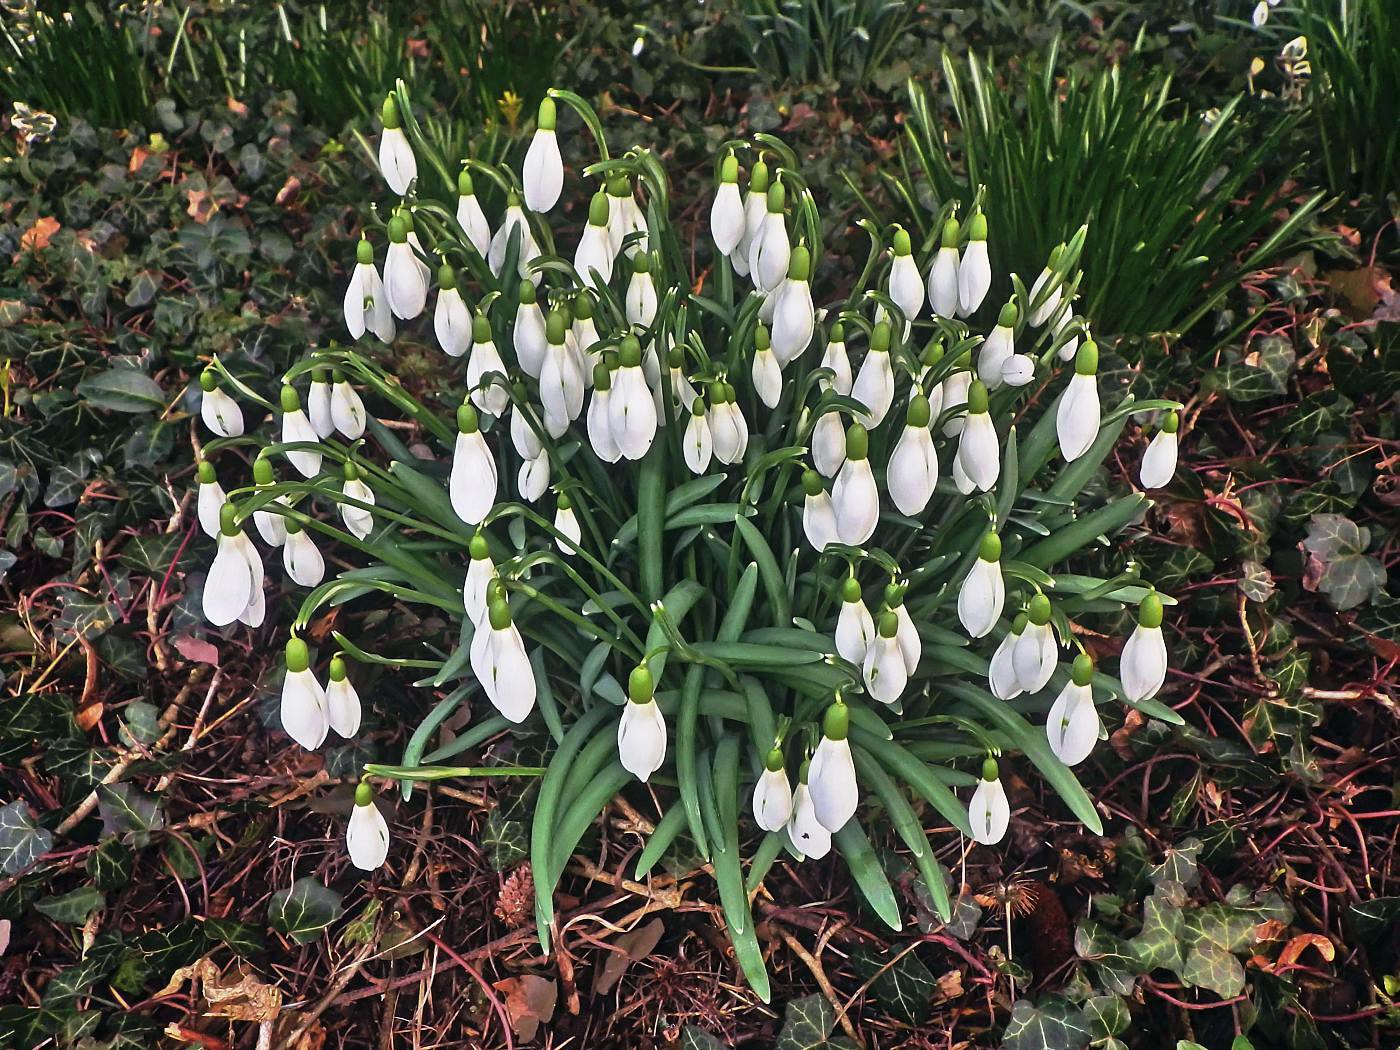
[[731, 0, 918, 89]]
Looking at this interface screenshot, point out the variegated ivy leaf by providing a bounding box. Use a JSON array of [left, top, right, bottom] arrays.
[[0, 800, 53, 876], [1001, 997, 1091, 1050], [1074, 921, 1140, 996], [1130, 892, 1185, 972]]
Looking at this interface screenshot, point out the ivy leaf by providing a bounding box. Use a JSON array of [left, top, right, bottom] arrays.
[[1181, 904, 1256, 955], [0, 799, 54, 875], [775, 994, 835, 1050], [1179, 940, 1245, 998], [1301, 514, 1387, 611], [1074, 921, 1141, 995], [267, 877, 344, 945], [35, 886, 105, 925], [1130, 892, 1184, 972], [88, 839, 134, 890], [1001, 997, 1091, 1050], [1346, 897, 1400, 942], [1148, 839, 1201, 890], [75, 366, 165, 413], [97, 783, 165, 844], [851, 946, 936, 1024], [680, 1027, 731, 1050], [1081, 995, 1129, 1039]]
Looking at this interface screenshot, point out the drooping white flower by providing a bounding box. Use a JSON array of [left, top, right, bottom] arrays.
[[808, 703, 858, 832], [1120, 592, 1168, 702], [586, 366, 623, 464], [888, 588, 921, 675], [383, 214, 427, 320], [513, 279, 548, 379], [476, 599, 536, 723], [968, 759, 1010, 846], [711, 154, 745, 255], [455, 170, 491, 257], [927, 216, 961, 317], [1057, 341, 1101, 462], [751, 325, 783, 409], [518, 453, 550, 502], [567, 189, 613, 290], [888, 227, 924, 323], [977, 302, 1018, 389], [449, 404, 497, 526], [1052, 301, 1081, 362], [819, 323, 853, 395], [343, 239, 395, 344], [989, 615, 1027, 700], [618, 666, 666, 782], [1046, 654, 1100, 766], [609, 337, 658, 460], [831, 423, 879, 545], [434, 265, 472, 358], [625, 252, 659, 328], [1140, 412, 1180, 489], [202, 504, 262, 627], [282, 520, 324, 587], [750, 181, 790, 292], [606, 176, 648, 259], [1002, 353, 1036, 388], [851, 322, 895, 428], [788, 772, 831, 859], [280, 638, 328, 750], [279, 386, 323, 479], [887, 395, 938, 516], [330, 372, 367, 440], [540, 312, 584, 438], [195, 461, 225, 539], [940, 365, 971, 437], [1013, 594, 1059, 694], [307, 371, 334, 438], [346, 782, 389, 870], [958, 533, 1005, 639], [863, 611, 907, 704], [709, 383, 748, 465], [466, 313, 510, 418], [487, 192, 540, 281], [1028, 246, 1066, 327], [340, 462, 374, 540], [252, 454, 287, 548], [952, 381, 1000, 494], [734, 160, 771, 279], [325, 655, 361, 739], [835, 577, 875, 667], [508, 397, 541, 462], [553, 493, 581, 555], [522, 97, 563, 212], [753, 750, 794, 832], [198, 370, 244, 438], [463, 534, 497, 627], [771, 247, 815, 365], [377, 95, 416, 195], [683, 397, 713, 475], [801, 469, 839, 552], [812, 410, 847, 478], [958, 213, 991, 317]]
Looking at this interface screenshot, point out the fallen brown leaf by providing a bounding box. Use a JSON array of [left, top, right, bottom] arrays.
[[493, 974, 557, 1041], [20, 216, 60, 252]]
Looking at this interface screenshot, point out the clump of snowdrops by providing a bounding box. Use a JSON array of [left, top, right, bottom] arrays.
[[193, 83, 1186, 998]]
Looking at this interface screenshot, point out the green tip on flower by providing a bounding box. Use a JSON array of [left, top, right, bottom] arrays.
[[921, 341, 945, 366], [801, 469, 823, 497], [457, 169, 474, 196], [967, 380, 989, 415], [587, 190, 609, 227], [285, 637, 310, 674], [871, 321, 891, 353], [628, 665, 654, 703], [981, 756, 999, 782], [1075, 340, 1099, 376], [469, 533, 490, 561], [829, 322, 845, 343], [196, 460, 216, 485], [1162, 411, 1180, 435], [199, 369, 219, 393], [606, 175, 629, 198], [486, 578, 507, 605], [505, 188, 522, 208], [284, 516, 302, 535], [798, 758, 811, 784], [457, 403, 480, 434], [996, 301, 1018, 328], [329, 655, 348, 683], [354, 781, 373, 807], [884, 582, 904, 608], [754, 325, 771, 352], [438, 262, 457, 290], [722, 380, 738, 403], [342, 460, 360, 482], [1011, 612, 1028, 634], [841, 576, 862, 604], [907, 394, 931, 429], [593, 362, 612, 391], [941, 216, 961, 248], [720, 154, 739, 184], [557, 491, 572, 511], [892, 227, 912, 257], [355, 239, 374, 266], [473, 313, 492, 342], [968, 213, 988, 241], [537, 96, 556, 131], [546, 310, 566, 345], [574, 293, 593, 319], [1028, 593, 1053, 626], [619, 336, 642, 369], [788, 245, 811, 281], [1139, 592, 1164, 630], [381, 94, 401, 130], [690, 396, 705, 417], [253, 456, 275, 485], [708, 380, 726, 404], [631, 251, 651, 275], [387, 215, 408, 244], [877, 610, 899, 638], [823, 700, 850, 741], [667, 345, 684, 369], [1071, 652, 1095, 687], [488, 598, 512, 631], [280, 385, 301, 413], [750, 159, 770, 193], [765, 181, 785, 214], [845, 422, 869, 461], [518, 279, 536, 305], [979, 531, 1002, 562], [218, 502, 239, 537], [765, 747, 785, 772]]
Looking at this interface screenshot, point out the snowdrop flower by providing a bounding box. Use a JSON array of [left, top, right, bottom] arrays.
[[1028, 246, 1066, 327], [958, 532, 1005, 638], [812, 410, 847, 478], [1052, 302, 1080, 362], [940, 361, 971, 437], [1140, 411, 1180, 489], [709, 382, 749, 465], [609, 337, 658, 460], [279, 385, 323, 479], [475, 598, 536, 723], [978, 302, 1018, 389], [968, 757, 1010, 846], [553, 492, 581, 554], [1057, 340, 1101, 462], [733, 159, 770, 279], [625, 252, 659, 328], [346, 781, 389, 870], [886, 584, 921, 676], [851, 321, 895, 428], [449, 404, 497, 526], [1002, 352, 1036, 388], [307, 369, 334, 439], [808, 701, 858, 832], [488, 191, 540, 281], [750, 180, 790, 293], [251, 457, 287, 547], [511, 396, 545, 461], [433, 264, 472, 357], [572, 293, 602, 366], [330, 370, 367, 440], [887, 394, 938, 516], [958, 213, 991, 317], [831, 423, 879, 545], [455, 170, 491, 258], [540, 311, 584, 438], [380, 215, 424, 321], [1120, 592, 1168, 703], [788, 761, 832, 859], [753, 748, 793, 832], [665, 347, 699, 418], [195, 460, 225, 539], [888, 226, 924, 323], [710, 154, 744, 256], [1252, 0, 1280, 27], [463, 534, 496, 626], [618, 665, 666, 781], [771, 246, 815, 364], [340, 461, 375, 540], [522, 97, 563, 213], [282, 519, 324, 588], [952, 381, 1000, 494], [1046, 653, 1100, 766], [819, 323, 853, 395], [467, 313, 510, 418], [835, 577, 875, 666], [607, 175, 647, 259], [863, 611, 907, 704], [343, 239, 395, 343], [1013, 593, 1059, 694], [198, 370, 244, 438], [587, 363, 623, 464], [683, 397, 713, 475], [751, 325, 783, 409], [567, 189, 615, 291], [989, 614, 1027, 700], [513, 279, 548, 379], [927, 217, 961, 317], [377, 94, 416, 196], [203, 504, 264, 628], [801, 469, 839, 552], [280, 637, 328, 750], [519, 453, 550, 502]]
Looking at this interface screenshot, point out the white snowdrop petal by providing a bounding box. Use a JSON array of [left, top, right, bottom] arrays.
[[1057, 372, 1101, 462], [832, 457, 879, 545], [1140, 431, 1179, 489], [449, 431, 498, 526], [1046, 682, 1099, 766], [280, 668, 329, 751], [346, 800, 390, 870], [522, 128, 563, 213], [378, 128, 417, 195], [957, 558, 1005, 639], [327, 678, 362, 738], [969, 777, 1010, 845], [618, 699, 667, 781], [807, 736, 858, 832], [283, 530, 325, 588], [753, 768, 794, 832], [788, 783, 831, 859]]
